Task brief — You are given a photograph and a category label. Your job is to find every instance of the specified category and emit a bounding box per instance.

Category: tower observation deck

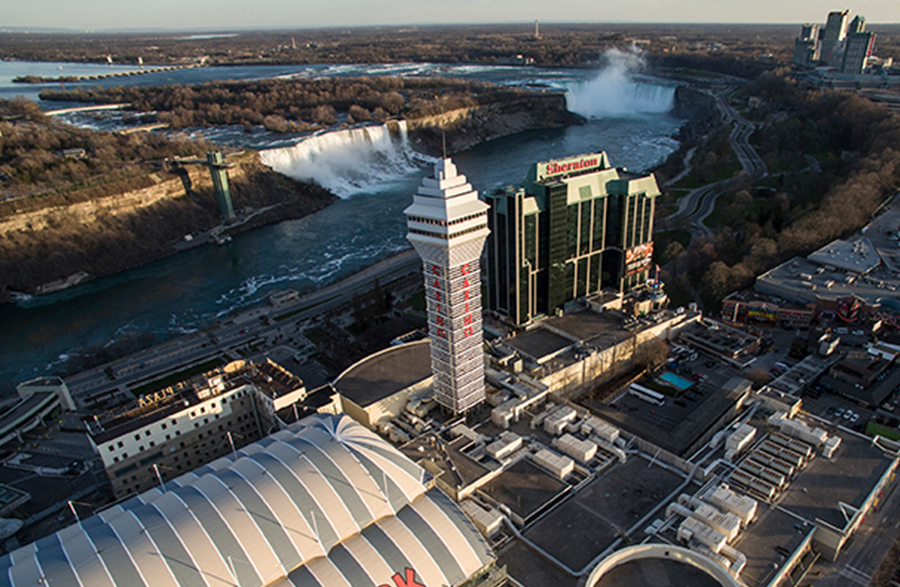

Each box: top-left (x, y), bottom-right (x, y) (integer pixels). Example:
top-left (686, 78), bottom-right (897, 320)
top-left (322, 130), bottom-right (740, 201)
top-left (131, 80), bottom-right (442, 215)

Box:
top-left (406, 159), bottom-right (490, 414)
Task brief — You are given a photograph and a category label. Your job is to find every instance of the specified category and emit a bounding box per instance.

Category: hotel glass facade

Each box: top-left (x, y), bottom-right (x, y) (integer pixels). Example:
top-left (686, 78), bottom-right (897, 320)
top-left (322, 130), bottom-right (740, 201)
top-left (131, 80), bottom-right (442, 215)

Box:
top-left (486, 152), bottom-right (660, 325)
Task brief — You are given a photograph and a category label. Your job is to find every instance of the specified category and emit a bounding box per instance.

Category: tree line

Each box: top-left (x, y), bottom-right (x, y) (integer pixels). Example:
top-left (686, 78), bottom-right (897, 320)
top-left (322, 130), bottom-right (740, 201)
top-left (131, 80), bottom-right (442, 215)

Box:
top-left (39, 77), bottom-right (532, 133)
top-left (0, 98), bottom-right (209, 202)
top-left (658, 69), bottom-right (900, 310)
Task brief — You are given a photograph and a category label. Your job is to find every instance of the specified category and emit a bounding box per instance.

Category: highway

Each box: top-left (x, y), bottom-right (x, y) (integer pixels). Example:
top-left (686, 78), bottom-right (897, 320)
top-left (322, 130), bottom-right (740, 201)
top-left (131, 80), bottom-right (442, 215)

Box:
top-left (658, 89), bottom-right (768, 240)
top-left (64, 249), bottom-right (421, 408)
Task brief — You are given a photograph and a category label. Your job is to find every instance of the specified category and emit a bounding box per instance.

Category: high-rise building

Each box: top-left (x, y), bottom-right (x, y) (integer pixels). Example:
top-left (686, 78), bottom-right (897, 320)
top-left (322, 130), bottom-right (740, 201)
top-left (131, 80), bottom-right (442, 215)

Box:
top-left (486, 152), bottom-right (660, 325)
top-left (793, 23), bottom-right (820, 68)
top-left (406, 159), bottom-right (490, 414)
top-left (848, 14), bottom-right (866, 34)
top-left (821, 9), bottom-right (850, 66)
top-left (842, 30), bottom-right (876, 74)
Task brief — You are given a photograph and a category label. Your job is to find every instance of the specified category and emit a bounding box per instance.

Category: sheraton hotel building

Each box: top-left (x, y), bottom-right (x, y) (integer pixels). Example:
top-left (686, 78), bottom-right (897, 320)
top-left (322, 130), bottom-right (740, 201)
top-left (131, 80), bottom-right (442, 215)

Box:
top-left (485, 152), bottom-right (661, 325)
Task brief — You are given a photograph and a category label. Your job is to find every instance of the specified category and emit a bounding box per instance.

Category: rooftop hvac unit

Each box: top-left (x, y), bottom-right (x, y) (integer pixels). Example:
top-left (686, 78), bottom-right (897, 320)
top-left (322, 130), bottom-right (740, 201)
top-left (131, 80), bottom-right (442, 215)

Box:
top-left (822, 436), bottom-right (842, 458)
top-left (678, 517), bottom-right (727, 553)
top-left (748, 451), bottom-right (796, 478)
top-left (758, 440), bottom-right (806, 468)
top-left (706, 485), bottom-right (758, 526)
top-left (729, 469), bottom-right (776, 502)
top-left (692, 503), bottom-right (741, 543)
top-left (738, 460), bottom-right (786, 489)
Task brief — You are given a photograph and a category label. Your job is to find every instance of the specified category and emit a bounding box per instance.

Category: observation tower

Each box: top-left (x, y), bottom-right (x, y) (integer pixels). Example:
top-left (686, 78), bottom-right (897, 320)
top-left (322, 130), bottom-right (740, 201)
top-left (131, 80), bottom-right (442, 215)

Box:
top-left (405, 159), bottom-right (490, 414)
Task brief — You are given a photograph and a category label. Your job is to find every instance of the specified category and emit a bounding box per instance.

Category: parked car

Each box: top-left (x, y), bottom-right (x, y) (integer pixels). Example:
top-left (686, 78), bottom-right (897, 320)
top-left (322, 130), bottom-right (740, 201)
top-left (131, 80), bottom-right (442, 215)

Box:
top-left (850, 413), bottom-right (860, 424)
top-left (843, 410), bottom-right (854, 420)
top-left (835, 407), bottom-right (845, 418)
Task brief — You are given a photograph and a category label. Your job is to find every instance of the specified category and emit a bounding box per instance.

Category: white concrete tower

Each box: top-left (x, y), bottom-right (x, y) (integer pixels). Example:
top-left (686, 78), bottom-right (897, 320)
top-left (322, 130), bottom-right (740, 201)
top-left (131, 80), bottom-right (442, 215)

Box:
top-left (405, 158), bottom-right (490, 414)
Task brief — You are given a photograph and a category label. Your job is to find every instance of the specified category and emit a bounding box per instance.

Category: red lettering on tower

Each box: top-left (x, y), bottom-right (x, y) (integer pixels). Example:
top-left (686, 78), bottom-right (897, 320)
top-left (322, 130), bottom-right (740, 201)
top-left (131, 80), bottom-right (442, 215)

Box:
top-left (434, 290), bottom-right (441, 302)
top-left (431, 265), bottom-right (441, 275)
top-left (461, 263), bottom-right (470, 275)
top-left (464, 326), bottom-right (474, 338)
top-left (436, 328), bottom-right (446, 338)
top-left (436, 316), bottom-right (444, 327)
top-left (464, 315), bottom-right (473, 326)
top-left (463, 277), bottom-right (470, 288)
top-left (433, 278), bottom-right (440, 289)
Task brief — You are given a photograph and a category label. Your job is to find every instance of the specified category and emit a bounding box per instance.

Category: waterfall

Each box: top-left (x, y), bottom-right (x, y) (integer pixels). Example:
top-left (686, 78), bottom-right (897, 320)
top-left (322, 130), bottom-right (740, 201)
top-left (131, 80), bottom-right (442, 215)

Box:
top-left (259, 121), bottom-right (429, 198)
top-left (566, 48), bottom-right (676, 119)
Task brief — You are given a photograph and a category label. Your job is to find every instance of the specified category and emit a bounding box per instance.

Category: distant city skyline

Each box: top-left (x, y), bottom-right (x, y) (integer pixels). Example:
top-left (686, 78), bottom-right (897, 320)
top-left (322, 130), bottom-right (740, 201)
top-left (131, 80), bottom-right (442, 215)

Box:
top-left (4, 0), bottom-right (898, 32)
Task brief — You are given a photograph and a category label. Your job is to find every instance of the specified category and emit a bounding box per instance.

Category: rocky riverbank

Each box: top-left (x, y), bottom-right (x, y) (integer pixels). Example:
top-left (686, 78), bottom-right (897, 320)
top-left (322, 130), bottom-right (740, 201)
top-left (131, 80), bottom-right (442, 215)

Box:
top-left (404, 92), bottom-right (585, 155)
top-left (0, 151), bottom-right (336, 303)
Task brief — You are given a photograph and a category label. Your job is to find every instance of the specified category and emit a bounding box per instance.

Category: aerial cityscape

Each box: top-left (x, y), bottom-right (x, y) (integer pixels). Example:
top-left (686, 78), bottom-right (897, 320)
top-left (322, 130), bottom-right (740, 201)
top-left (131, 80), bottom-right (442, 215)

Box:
top-left (2, 6), bottom-right (900, 587)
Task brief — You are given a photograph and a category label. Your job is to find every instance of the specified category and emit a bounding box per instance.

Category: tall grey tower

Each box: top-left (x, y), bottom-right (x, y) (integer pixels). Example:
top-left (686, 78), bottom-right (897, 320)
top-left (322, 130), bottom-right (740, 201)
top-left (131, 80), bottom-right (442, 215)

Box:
top-left (405, 159), bottom-right (490, 414)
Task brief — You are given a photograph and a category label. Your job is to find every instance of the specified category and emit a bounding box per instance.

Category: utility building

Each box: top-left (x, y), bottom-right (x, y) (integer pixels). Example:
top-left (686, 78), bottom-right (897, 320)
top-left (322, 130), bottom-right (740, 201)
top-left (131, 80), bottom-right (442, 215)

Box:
top-left (486, 152), bottom-right (660, 325)
top-left (405, 159), bottom-right (490, 414)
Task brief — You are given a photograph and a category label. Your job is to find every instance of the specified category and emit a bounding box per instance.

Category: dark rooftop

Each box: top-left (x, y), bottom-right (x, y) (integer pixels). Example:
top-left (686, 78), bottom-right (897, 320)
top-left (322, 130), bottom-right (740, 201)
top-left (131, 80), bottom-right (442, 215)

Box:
top-left (732, 504), bottom-right (812, 587)
top-left (592, 558), bottom-right (725, 587)
top-left (582, 376), bottom-right (750, 457)
top-left (479, 459), bottom-right (568, 523)
top-left (522, 457), bottom-right (685, 572)
top-left (778, 424), bottom-right (894, 530)
top-left (504, 328), bottom-right (573, 363)
top-left (334, 339), bottom-right (432, 408)
top-left (547, 310), bottom-right (630, 347)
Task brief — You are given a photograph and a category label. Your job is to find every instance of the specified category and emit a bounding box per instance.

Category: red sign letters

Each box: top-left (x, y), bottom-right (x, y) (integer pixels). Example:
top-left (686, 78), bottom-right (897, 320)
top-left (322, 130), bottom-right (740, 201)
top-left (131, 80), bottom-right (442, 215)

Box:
top-left (379, 568), bottom-right (425, 587)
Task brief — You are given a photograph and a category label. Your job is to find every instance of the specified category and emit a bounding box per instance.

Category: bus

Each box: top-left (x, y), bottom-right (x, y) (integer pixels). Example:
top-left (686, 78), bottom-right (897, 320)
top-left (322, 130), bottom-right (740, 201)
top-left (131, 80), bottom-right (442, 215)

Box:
top-left (628, 384), bottom-right (666, 406)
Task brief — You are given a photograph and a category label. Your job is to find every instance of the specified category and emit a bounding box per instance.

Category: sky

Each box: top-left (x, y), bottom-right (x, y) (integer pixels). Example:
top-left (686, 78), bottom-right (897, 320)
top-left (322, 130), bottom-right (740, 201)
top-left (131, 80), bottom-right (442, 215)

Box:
top-left (3, 0), bottom-right (898, 31)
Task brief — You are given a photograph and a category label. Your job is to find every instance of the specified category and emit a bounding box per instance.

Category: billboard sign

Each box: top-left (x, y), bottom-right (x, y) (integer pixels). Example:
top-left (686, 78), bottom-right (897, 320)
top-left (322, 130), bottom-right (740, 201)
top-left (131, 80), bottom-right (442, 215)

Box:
top-left (625, 242), bottom-right (654, 276)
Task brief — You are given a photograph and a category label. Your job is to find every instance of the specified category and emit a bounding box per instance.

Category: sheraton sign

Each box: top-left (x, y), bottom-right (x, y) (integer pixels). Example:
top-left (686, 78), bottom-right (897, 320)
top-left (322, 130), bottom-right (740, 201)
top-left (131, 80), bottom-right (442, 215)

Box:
top-left (535, 152), bottom-right (607, 180)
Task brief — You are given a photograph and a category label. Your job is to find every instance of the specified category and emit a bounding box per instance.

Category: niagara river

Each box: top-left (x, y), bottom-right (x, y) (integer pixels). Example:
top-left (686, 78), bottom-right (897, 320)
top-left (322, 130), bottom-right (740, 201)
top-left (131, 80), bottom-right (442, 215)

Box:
top-left (0, 58), bottom-right (683, 393)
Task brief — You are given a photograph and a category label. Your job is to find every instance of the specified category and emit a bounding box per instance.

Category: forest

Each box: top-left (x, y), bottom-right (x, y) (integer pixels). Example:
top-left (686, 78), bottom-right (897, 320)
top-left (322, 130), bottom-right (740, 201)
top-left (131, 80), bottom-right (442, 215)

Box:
top-left (38, 77), bottom-right (535, 133)
top-left (657, 68), bottom-right (900, 310)
top-left (0, 98), bottom-right (210, 202)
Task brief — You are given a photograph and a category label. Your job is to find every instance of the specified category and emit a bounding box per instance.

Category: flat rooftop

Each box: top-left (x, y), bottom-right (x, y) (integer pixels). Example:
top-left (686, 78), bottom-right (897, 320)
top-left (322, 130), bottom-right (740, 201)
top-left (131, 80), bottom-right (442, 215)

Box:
top-left (519, 457), bottom-right (685, 572)
top-left (333, 339), bottom-right (432, 407)
top-left (504, 328), bottom-right (573, 363)
top-left (592, 558), bottom-right (725, 587)
top-left (757, 253), bottom-right (900, 308)
top-left (479, 458), bottom-right (568, 523)
top-left (731, 504), bottom-right (811, 587)
top-left (807, 238), bottom-right (881, 274)
top-left (582, 374), bottom-right (749, 457)
top-left (778, 421), bottom-right (894, 530)
top-left (0, 392), bottom-right (56, 436)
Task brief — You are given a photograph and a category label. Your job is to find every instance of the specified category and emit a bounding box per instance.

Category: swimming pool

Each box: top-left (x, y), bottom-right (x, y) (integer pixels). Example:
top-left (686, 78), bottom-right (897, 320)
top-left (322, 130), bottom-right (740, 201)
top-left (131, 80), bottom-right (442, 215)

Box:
top-left (659, 371), bottom-right (693, 390)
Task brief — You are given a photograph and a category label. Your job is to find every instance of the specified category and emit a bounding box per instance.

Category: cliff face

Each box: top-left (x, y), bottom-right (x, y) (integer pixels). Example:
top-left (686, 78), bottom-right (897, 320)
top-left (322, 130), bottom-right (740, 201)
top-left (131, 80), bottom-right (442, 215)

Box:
top-left (404, 92), bottom-right (585, 155)
top-left (671, 86), bottom-right (718, 143)
top-left (0, 151), bottom-right (335, 302)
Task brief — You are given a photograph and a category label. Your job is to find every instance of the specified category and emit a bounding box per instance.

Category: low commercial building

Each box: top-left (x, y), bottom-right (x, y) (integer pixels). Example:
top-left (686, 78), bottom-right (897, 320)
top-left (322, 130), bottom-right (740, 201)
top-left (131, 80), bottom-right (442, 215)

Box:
top-left (755, 237), bottom-right (900, 323)
top-left (333, 338), bottom-right (433, 430)
top-left (88, 359), bottom-right (306, 498)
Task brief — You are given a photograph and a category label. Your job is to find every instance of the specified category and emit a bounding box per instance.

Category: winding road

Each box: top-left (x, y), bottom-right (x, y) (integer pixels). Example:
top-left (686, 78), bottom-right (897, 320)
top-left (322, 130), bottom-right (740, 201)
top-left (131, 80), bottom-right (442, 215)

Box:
top-left (658, 89), bottom-right (768, 239)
